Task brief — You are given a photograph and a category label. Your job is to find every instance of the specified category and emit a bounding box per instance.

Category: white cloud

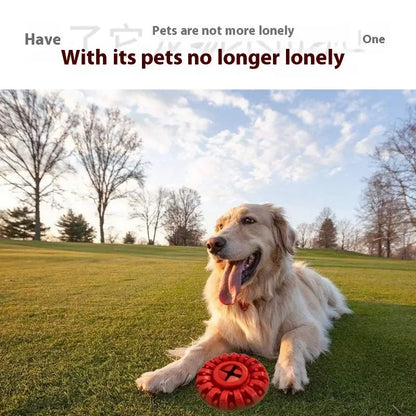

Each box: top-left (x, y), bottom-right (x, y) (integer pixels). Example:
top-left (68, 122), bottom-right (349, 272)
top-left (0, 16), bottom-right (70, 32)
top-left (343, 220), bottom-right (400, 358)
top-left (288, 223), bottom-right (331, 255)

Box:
top-left (357, 111), bottom-right (368, 123)
top-left (355, 125), bottom-right (385, 155)
top-left (329, 166), bottom-right (342, 176)
top-left (403, 90), bottom-right (416, 104)
top-left (78, 91), bottom-right (212, 155)
top-left (184, 105), bottom-right (346, 195)
top-left (59, 90), bottom-right (88, 111)
top-left (324, 122), bottom-right (354, 164)
top-left (290, 101), bottom-right (331, 126)
top-left (191, 90), bottom-right (251, 115)
top-left (291, 108), bottom-right (315, 125)
top-left (183, 93), bottom-right (375, 198)
top-left (345, 98), bottom-right (366, 113)
top-left (270, 90), bottom-right (297, 103)
top-left (337, 90), bottom-right (360, 99)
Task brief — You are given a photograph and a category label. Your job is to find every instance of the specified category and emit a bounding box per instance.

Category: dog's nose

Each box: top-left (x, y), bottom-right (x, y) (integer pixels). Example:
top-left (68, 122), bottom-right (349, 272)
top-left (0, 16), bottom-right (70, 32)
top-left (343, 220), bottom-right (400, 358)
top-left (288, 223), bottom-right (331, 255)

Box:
top-left (206, 237), bottom-right (226, 254)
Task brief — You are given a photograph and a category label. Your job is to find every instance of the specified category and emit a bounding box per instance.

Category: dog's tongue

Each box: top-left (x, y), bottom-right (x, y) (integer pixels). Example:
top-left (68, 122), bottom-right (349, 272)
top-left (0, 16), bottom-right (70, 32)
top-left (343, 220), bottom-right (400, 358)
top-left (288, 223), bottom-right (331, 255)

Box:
top-left (219, 260), bottom-right (245, 305)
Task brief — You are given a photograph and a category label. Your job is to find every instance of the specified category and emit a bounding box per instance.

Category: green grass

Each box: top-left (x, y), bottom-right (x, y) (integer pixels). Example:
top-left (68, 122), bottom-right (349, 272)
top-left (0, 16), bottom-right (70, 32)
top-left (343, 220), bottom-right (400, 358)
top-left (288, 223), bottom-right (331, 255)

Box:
top-left (0, 240), bottom-right (415, 416)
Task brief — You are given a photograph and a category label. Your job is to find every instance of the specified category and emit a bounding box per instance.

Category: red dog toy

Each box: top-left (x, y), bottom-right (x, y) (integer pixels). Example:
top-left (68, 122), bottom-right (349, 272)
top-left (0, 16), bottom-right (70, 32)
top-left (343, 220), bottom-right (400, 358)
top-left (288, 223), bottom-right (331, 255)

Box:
top-left (196, 353), bottom-right (269, 411)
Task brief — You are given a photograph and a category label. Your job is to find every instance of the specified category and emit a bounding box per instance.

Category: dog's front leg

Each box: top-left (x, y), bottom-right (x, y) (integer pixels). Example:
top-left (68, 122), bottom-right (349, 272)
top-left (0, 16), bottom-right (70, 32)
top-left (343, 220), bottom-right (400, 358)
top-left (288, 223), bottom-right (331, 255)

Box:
top-left (273, 324), bottom-right (328, 393)
top-left (136, 327), bottom-right (230, 394)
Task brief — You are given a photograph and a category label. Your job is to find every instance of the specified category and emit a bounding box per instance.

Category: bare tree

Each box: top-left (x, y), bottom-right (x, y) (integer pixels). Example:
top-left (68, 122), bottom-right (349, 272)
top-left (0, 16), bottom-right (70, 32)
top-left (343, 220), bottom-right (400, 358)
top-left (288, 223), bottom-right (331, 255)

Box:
top-left (296, 223), bottom-right (314, 248)
top-left (73, 105), bottom-right (145, 243)
top-left (105, 226), bottom-right (119, 244)
top-left (348, 226), bottom-right (363, 253)
top-left (0, 90), bottom-right (77, 240)
top-left (296, 223), bottom-right (308, 248)
top-left (374, 110), bottom-right (416, 228)
top-left (359, 173), bottom-right (405, 257)
top-left (337, 219), bottom-right (352, 250)
top-left (164, 187), bottom-right (205, 246)
top-left (395, 221), bottom-right (416, 259)
top-left (130, 187), bottom-right (168, 245)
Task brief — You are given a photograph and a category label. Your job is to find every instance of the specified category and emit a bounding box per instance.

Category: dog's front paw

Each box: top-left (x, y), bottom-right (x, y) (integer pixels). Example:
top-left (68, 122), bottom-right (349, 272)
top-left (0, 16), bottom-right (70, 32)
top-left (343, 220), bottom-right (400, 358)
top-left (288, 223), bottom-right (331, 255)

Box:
top-left (272, 362), bottom-right (309, 394)
top-left (136, 361), bottom-right (194, 394)
top-left (136, 370), bottom-right (161, 394)
top-left (135, 368), bottom-right (177, 394)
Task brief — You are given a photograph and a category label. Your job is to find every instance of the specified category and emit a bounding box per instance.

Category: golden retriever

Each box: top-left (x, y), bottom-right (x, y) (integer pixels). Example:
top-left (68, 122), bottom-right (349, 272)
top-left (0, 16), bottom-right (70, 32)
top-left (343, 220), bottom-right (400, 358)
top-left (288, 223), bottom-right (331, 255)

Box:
top-left (136, 203), bottom-right (351, 394)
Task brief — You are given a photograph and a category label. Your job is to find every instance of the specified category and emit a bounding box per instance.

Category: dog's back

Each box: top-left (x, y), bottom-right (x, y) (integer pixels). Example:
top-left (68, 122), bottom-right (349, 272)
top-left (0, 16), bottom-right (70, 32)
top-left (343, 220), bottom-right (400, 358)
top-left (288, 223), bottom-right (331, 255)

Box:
top-left (294, 261), bottom-right (352, 324)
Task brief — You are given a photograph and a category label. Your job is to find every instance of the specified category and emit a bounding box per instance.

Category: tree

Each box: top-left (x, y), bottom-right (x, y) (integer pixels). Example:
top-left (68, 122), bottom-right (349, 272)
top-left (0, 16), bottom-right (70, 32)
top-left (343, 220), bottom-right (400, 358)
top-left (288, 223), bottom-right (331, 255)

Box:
top-left (123, 231), bottom-right (136, 244)
top-left (0, 206), bottom-right (47, 240)
top-left (73, 105), bottom-right (145, 243)
top-left (374, 110), bottom-right (416, 228)
top-left (130, 187), bottom-right (168, 245)
top-left (395, 222), bottom-right (416, 260)
top-left (315, 207), bottom-right (336, 229)
top-left (106, 226), bottom-right (119, 244)
top-left (374, 109), bottom-right (416, 227)
top-left (318, 218), bottom-right (337, 248)
top-left (359, 173), bottom-right (404, 257)
top-left (337, 219), bottom-right (352, 251)
top-left (314, 208), bottom-right (337, 248)
top-left (56, 209), bottom-right (95, 242)
top-left (348, 226), bottom-right (364, 253)
top-left (163, 187), bottom-right (205, 246)
top-left (296, 223), bottom-right (314, 248)
top-left (0, 90), bottom-right (77, 240)
top-left (372, 110), bottom-right (416, 257)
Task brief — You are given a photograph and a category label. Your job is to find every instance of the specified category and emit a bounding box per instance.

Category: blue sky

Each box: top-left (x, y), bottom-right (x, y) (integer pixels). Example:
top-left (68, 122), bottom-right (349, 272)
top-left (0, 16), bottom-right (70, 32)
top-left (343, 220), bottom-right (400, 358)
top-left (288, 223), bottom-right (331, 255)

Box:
top-left (1, 89), bottom-right (416, 242)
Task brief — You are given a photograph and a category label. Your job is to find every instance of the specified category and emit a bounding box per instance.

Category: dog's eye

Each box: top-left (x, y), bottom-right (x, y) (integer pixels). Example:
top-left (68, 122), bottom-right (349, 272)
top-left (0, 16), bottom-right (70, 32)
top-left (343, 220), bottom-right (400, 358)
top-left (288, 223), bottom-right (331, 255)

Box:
top-left (242, 217), bottom-right (256, 225)
top-left (217, 223), bottom-right (223, 231)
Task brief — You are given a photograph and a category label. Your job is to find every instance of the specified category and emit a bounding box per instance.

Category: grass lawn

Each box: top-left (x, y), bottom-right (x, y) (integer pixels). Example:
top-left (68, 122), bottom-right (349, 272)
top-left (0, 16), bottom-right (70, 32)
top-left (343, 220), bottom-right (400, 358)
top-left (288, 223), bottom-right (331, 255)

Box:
top-left (1, 240), bottom-right (415, 415)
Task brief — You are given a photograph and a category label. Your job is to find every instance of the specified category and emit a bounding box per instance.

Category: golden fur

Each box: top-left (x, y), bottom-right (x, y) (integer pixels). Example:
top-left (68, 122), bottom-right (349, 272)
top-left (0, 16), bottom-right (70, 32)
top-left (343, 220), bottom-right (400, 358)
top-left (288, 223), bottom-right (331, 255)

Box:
top-left (136, 203), bottom-right (351, 394)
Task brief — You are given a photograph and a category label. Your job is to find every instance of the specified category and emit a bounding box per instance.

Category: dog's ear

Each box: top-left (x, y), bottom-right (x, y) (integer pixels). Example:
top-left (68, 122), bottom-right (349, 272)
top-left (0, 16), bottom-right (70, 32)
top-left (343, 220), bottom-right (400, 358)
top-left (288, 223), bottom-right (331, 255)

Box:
top-left (268, 204), bottom-right (297, 255)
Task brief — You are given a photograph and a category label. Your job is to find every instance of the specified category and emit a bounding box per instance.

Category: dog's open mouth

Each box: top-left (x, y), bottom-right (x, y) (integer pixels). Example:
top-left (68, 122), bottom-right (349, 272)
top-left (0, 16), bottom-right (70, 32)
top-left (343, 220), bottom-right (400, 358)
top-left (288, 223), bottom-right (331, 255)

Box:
top-left (218, 251), bottom-right (261, 305)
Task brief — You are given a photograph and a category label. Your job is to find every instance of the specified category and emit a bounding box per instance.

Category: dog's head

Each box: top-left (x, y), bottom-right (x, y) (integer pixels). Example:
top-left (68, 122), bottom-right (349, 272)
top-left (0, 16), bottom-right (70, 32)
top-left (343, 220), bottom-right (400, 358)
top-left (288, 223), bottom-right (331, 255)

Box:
top-left (206, 203), bottom-right (296, 305)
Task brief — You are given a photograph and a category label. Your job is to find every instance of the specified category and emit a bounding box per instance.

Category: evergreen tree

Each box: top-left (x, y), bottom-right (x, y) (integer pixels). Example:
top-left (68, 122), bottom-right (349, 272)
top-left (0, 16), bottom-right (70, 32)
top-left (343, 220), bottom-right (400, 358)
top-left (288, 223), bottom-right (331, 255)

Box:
top-left (0, 206), bottom-right (47, 240)
top-left (57, 209), bottom-right (95, 242)
top-left (318, 218), bottom-right (337, 248)
top-left (123, 231), bottom-right (136, 244)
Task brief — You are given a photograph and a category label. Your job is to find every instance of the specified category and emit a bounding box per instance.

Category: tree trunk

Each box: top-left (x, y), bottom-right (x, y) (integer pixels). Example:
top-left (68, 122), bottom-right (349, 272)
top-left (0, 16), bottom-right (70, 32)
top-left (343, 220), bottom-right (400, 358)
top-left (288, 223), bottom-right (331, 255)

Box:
top-left (377, 223), bottom-right (383, 257)
top-left (152, 218), bottom-right (159, 245)
top-left (34, 182), bottom-right (41, 241)
top-left (98, 204), bottom-right (105, 243)
top-left (97, 198), bottom-right (107, 243)
top-left (377, 239), bottom-right (383, 257)
top-left (99, 214), bottom-right (105, 243)
top-left (146, 219), bottom-right (152, 245)
top-left (386, 239), bottom-right (391, 258)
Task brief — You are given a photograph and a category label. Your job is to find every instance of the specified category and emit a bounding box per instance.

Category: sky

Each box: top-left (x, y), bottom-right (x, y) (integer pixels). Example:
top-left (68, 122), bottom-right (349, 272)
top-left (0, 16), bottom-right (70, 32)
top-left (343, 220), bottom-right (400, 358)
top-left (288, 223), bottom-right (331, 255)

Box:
top-left (1, 89), bottom-right (416, 243)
